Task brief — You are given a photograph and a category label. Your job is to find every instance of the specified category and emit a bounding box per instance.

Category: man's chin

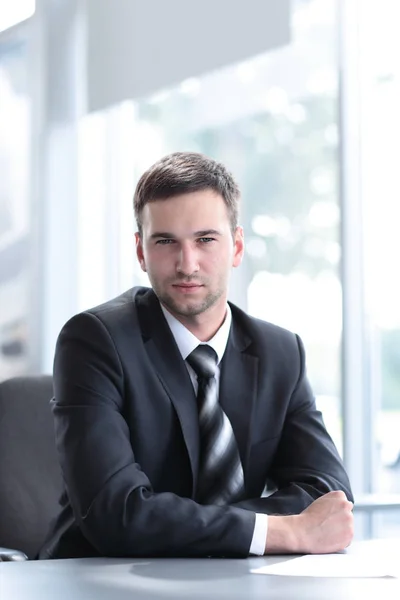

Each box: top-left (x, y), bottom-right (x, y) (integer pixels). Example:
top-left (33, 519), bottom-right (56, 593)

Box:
top-left (164, 299), bottom-right (205, 318)
top-left (155, 286), bottom-right (223, 319)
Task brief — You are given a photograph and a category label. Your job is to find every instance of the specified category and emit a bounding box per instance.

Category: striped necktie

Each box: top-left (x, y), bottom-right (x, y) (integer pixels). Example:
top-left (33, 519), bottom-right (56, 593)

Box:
top-left (187, 344), bottom-right (245, 505)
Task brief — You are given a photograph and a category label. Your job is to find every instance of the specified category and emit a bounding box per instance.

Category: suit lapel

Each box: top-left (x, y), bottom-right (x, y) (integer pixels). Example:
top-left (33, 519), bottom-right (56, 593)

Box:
top-left (136, 290), bottom-right (199, 496)
top-left (219, 316), bottom-right (258, 485)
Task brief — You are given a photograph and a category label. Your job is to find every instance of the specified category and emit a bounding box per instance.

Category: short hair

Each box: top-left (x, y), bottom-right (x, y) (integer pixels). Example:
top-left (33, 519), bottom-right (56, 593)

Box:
top-left (133, 152), bottom-right (240, 235)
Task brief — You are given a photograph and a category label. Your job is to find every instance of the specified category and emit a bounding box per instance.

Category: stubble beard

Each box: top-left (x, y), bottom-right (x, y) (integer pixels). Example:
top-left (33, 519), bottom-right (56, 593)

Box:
top-left (153, 281), bottom-right (225, 319)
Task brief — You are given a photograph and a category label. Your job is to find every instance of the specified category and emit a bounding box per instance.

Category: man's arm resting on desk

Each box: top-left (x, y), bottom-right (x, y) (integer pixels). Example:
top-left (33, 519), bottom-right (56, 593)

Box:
top-left (245, 333), bottom-right (354, 555)
top-left (251, 491), bottom-right (354, 555)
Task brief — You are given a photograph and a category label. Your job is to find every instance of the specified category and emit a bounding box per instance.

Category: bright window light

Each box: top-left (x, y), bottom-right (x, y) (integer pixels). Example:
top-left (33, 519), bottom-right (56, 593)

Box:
top-left (0, 1), bottom-right (35, 34)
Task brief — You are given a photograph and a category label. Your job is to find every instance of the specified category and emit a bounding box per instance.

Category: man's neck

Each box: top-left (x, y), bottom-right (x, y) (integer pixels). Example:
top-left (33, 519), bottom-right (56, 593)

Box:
top-left (162, 303), bottom-right (227, 342)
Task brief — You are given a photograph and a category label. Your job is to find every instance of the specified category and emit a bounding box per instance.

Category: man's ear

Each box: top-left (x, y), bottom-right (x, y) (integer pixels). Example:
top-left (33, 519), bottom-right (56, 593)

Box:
top-left (232, 226), bottom-right (244, 268)
top-left (135, 232), bottom-right (147, 272)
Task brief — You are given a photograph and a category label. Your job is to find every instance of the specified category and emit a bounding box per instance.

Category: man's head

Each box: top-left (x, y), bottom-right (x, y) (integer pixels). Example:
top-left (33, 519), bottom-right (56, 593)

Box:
top-left (134, 152), bottom-right (244, 333)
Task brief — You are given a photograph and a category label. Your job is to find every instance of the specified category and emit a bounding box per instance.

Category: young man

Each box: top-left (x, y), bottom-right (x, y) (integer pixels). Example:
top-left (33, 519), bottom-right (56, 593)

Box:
top-left (39, 152), bottom-right (353, 559)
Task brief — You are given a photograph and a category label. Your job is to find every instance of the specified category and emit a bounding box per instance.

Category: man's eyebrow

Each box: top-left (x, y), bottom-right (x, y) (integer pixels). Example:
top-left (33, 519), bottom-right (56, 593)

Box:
top-left (150, 232), bottom-right (175, 239)
top-left (193, 229), bottom-right (222, 237)
top-left (150, 229), bottom-right (222, 239)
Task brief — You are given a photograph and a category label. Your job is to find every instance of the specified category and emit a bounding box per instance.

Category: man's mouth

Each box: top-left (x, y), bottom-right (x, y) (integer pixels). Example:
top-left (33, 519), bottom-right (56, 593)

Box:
top-left (172, 283), bottom-right (203, 291)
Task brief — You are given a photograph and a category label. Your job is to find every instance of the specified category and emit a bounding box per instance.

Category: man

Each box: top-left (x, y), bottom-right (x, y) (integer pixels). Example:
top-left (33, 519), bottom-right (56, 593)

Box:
top-left (39, 152), bottom-right (353, 559)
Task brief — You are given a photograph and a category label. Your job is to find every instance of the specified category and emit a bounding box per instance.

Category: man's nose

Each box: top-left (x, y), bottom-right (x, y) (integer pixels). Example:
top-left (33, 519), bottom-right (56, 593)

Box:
top-left (176, 244), bottom-right (199, 276)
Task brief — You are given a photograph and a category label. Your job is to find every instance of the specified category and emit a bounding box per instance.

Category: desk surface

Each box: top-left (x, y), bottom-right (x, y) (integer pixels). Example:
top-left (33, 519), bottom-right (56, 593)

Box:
top-left (1, 539), bottom-right (399, 600)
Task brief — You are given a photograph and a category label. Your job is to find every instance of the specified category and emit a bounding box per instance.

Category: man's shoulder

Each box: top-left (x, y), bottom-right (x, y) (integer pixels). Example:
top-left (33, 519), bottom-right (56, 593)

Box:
top-left (84, 286), bottom-right (153, 320)
top-left (62, 286), bottom-right (153, 334)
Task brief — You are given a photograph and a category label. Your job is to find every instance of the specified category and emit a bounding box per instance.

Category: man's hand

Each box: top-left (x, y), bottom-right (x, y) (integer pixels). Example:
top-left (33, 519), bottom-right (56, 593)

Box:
top-left (264, 491), bottom-right (354, 554)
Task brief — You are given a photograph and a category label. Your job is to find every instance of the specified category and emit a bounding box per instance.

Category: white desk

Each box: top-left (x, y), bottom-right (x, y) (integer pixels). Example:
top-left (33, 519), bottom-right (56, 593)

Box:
top-left (1, 539), bottom-right (399, 599)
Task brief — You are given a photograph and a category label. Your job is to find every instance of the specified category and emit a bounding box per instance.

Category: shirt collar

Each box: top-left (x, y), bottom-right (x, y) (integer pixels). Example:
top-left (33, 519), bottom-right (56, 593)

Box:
top-left (160, 302), bottom-right (232, 365)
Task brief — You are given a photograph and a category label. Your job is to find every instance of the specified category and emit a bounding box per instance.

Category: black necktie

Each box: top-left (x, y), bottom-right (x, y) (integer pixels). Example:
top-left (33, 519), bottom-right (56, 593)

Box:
top-left (187, 345), bottom-right (245, 505)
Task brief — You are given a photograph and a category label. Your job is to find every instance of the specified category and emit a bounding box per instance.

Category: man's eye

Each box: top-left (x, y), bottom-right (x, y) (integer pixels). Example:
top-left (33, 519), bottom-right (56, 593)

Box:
top-left (198, 237), bottom-right (215, 243)
top-left (156, 239), bottom-right (174, 245)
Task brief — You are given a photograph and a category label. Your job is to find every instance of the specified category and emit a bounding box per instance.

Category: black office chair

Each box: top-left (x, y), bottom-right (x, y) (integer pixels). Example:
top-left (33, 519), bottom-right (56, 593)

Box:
top-left (0, 375), bottom-right (63, 561)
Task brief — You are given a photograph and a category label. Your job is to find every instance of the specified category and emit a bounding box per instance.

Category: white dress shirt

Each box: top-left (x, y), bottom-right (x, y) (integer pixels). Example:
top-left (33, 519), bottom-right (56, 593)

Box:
top-left (160, 303), bottom-right (268, 556)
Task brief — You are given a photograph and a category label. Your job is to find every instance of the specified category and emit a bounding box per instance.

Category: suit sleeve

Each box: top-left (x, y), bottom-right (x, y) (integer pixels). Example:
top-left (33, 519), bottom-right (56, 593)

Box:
top-left (232, 334), bottom-right (353, 515)
top-left (52, 311), bottom-right (255, 558)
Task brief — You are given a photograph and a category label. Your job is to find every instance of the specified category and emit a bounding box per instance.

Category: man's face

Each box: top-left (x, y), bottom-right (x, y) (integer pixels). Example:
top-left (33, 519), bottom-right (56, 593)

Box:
top-left (135, 190), bottom-right (244, 321)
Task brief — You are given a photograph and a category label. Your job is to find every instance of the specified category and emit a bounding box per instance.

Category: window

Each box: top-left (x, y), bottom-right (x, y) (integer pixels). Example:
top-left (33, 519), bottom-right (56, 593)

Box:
top-left (0, 1), bottom-right (35, 34)
top-left (0, 26), bottom-right (31, 379)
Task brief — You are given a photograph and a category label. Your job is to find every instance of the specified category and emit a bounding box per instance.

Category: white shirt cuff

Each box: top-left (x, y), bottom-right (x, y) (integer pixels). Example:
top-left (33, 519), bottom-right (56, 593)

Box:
top-left (249, 513), bottom-right (269, 555)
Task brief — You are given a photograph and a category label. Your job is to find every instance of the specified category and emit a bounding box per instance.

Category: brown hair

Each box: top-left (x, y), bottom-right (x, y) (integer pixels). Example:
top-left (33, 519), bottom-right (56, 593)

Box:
top-left (133, 152), bottom-right (240, 235)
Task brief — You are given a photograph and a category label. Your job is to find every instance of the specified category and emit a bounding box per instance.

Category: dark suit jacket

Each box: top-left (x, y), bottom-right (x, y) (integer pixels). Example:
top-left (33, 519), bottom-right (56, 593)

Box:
top-left (39, 286), bottom-right (352, 559)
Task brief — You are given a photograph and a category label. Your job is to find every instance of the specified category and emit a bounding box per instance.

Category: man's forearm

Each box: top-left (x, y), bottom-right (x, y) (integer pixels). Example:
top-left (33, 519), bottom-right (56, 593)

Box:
top-left (232, 484), bottom-right (320, 516)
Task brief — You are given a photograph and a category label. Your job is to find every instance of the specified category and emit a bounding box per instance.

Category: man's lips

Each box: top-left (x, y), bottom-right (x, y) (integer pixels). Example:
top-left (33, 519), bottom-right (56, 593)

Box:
top-left (173, 283), bottom-right (202, 287)
top-left (172, 283), bottom-right (203, 291)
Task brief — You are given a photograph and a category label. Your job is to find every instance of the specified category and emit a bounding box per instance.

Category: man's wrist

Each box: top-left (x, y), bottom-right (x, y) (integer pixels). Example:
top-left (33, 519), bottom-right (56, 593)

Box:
top-left (264, 515), bottom-right (301, 554)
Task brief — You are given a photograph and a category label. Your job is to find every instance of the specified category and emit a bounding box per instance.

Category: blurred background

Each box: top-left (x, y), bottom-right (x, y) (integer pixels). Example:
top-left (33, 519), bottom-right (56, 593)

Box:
top-left (1, 0), bottom-right (399, 540)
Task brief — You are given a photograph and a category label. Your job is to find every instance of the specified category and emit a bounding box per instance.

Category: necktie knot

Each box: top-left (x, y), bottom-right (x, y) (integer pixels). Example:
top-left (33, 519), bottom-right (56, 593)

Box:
top-left (187, 345), bottom-right (218, 381)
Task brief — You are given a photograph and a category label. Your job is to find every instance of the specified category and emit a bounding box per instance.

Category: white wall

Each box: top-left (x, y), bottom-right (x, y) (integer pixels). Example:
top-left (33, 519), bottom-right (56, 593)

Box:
top-left (86, 0), bottom-right (290, 112)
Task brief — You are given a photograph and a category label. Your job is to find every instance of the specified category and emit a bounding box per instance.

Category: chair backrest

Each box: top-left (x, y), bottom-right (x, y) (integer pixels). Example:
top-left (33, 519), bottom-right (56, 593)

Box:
top-left (0, 375), bottom-right (63, 559)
